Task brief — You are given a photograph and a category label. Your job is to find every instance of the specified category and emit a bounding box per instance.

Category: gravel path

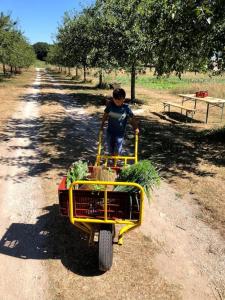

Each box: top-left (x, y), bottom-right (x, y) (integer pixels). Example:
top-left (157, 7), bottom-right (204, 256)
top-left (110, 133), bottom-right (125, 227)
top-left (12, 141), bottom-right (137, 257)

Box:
top-left (0, 69), bottom-right (49, 299)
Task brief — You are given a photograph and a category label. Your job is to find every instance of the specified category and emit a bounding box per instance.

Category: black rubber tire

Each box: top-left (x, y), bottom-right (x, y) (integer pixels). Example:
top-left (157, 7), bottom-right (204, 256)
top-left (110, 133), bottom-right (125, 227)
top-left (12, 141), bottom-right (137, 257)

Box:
top-left (98, 227), bottom-right (113, 271)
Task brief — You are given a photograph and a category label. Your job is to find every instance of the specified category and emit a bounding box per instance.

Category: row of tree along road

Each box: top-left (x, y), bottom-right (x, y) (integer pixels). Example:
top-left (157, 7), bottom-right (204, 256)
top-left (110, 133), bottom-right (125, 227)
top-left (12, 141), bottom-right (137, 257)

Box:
top-left (0, 12), bottom-right (36, 75)
top-left (1, 1), bottom-right (225, 101)
top-left (47, 0), bottom-right (225, 101)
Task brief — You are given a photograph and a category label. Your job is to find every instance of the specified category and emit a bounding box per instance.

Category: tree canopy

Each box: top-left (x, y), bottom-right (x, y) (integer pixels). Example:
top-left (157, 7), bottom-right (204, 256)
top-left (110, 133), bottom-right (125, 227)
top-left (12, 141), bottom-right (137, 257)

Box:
top-left (33, 42), bottom-right (50, 61)
top-left (50, 0), bottom-right (225, 100)
top-left (0, 12), bottom-right (35, 74)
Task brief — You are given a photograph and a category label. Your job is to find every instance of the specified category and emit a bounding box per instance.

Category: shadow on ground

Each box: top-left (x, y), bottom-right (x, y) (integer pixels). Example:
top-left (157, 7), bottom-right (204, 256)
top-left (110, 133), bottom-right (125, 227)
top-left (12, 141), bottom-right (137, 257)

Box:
top-left (138, 115), bottom-right (225, 181)
top-left (160, 111), bottom-right (202, 124)
top-left (29, 91), bottom-right (106, 107)
top-left (0, 107), bottom-right (101, 181)
top-left (0, 88), bottom-right (134, 181)
top-left (1, 68), bottom-right (224, 183)
top-left (24, 83), bottom-right (98, 91)
top-left (0, 204), bottom-right (102, 276)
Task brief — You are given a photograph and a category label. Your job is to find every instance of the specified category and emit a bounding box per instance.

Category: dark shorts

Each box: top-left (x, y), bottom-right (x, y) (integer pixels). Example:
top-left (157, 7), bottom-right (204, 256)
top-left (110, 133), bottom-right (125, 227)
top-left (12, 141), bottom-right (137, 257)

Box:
top-left (106, 131), bottom-right (124, 155)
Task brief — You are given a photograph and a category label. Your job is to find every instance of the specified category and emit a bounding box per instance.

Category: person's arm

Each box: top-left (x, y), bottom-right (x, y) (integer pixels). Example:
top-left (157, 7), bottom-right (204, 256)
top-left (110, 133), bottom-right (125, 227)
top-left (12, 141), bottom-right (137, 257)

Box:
top-left (100, 112), bottom-right (109, 130)
top-left (130, 116), bottom-right (139, 134)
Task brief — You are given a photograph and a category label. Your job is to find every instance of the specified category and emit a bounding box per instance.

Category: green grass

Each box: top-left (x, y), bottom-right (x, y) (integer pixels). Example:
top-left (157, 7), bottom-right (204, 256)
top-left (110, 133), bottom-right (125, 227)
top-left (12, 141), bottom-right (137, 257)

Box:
top-left (33, 59), bottom-right (49, 68)
top-left (103, 73), bottom-right (225, 90)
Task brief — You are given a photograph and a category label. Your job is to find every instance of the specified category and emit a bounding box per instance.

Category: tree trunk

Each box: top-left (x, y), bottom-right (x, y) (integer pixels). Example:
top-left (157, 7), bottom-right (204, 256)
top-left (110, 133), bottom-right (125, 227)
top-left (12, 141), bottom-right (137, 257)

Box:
top-left (3, 64), bottom-right (6, 75)
top-left (99, 69), bottom-right (103, 87)
top-left (68, 67), bottom-right (71, 75)
top-left (10, 66), bottom-right (13, 74)
top-left (83, 64), bottom-right (87, 82)
top-left (75, 67), bottom-right (78, 77)
top-left (131, 65), bottom-right (136, 103)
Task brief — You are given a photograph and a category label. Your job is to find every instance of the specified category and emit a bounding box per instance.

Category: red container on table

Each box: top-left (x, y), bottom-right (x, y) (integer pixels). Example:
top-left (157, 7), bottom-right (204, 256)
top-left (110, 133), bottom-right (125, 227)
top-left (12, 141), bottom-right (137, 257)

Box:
top-left (195, 91), bottom-right (208, 98)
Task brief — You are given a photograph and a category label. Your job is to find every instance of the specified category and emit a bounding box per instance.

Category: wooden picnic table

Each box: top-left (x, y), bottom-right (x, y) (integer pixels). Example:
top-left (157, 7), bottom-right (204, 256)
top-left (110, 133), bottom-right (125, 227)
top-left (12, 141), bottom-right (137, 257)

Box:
top-left (178, 94), bottom-right (225, 123)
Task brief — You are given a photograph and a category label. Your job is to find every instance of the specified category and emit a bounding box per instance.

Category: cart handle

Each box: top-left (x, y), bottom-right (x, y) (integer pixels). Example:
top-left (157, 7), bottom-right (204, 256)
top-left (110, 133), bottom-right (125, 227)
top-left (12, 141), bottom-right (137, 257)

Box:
top-left (96, 130), bottom-right (138, 166)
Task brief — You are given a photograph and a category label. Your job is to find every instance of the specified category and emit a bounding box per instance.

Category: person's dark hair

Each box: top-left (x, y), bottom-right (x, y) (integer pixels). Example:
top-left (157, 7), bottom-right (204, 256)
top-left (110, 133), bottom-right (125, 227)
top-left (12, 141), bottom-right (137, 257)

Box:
top-left (113, 88), bottom-right (126, 100)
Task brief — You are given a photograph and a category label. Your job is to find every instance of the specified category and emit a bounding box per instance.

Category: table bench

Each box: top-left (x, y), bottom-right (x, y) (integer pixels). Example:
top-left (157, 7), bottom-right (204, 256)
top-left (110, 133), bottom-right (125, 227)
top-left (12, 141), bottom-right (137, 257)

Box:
top-left (163, 101), bottom-right (196, 122)
top-left (109, 82), bottom-right (121, 89)
top-left (178, 94), bottom-right (225, 123)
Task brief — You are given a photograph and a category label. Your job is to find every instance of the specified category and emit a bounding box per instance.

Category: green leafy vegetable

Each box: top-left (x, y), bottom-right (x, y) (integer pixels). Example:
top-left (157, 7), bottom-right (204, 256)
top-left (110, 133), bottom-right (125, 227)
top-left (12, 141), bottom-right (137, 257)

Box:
top-left (66, 160), bottom-right (89, 188)
top-left (92, 184), bottom-right (105, 191)
top-left (114, 160), bottom-right (160, 201)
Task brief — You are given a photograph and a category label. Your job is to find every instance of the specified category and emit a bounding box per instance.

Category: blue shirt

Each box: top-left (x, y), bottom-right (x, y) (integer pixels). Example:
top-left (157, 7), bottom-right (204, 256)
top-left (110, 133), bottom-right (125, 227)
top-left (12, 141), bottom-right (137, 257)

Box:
top-left (105, 102), bottom-right (134, 137)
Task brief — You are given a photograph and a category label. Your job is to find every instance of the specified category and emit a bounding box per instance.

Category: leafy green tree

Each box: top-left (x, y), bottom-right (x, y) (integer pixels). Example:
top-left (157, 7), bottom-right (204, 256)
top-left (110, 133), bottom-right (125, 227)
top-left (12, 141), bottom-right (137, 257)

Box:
top-left (56, 12), bottom-right (80, 73)
top-left (57, 7), bottom-right (115, 84)
top-left (0, 12), bottom-right (16, 73)
top-left (46, 43), bottom-right (65, 70)
top-left (9, 34), bottom-right (35, 71)
top-left (54, 0), bottom-right (225, 94)
top-left (96, 0), bottom-right (225, 81)
top-left (0, 12), bottom-right (35, 73)
top-left (87, 3), bottom-right (118, 87)
top-left (57, 9), bottom-right (96, 81)
top-left (142, 0), bottom-right (225, 76)
top-left (33, 42), bottom-right (50, 61)
top-left (95, 0), bottom-right (152, 101)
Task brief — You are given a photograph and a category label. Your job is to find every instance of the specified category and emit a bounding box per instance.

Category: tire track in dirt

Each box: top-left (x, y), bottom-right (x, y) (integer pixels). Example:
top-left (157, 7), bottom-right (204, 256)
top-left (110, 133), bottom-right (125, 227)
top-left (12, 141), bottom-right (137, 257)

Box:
top-left (0, 69), bottom-right (49, 299)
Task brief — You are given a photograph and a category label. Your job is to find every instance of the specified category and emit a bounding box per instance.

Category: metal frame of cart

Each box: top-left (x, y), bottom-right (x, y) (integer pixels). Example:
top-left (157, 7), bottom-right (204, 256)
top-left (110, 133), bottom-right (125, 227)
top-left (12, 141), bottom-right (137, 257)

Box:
top-left (58, 132), bottom-right (143, 271)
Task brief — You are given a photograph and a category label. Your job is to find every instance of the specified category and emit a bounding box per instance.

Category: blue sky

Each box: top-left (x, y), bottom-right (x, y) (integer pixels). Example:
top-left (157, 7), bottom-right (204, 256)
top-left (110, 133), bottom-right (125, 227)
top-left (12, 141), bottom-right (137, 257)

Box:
top-left (0, 0), bottom-right (95, 45)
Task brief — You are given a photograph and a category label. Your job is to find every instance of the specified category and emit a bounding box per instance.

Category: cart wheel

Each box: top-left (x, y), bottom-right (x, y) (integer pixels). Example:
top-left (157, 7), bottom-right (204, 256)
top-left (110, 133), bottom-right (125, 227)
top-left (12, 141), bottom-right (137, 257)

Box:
top-left (99, 226), bottom-right (113, 272)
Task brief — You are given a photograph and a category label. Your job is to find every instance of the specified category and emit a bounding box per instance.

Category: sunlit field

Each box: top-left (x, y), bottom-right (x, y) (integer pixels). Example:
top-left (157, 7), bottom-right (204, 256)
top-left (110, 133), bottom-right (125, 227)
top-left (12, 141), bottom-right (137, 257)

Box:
top-left (101, 69), bottom-right (225, 98)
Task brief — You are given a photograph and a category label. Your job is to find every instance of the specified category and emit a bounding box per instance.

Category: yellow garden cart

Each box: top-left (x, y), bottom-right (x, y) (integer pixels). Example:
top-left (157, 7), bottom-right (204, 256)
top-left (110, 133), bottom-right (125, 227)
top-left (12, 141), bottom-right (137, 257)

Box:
top-left (58, 131), bottom-right (144, 271)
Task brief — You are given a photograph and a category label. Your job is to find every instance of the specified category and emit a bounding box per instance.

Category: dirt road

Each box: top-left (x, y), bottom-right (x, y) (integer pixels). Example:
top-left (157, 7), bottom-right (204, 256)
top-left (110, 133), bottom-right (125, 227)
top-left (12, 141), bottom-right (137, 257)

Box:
top-left (0, 68), bottom-right (224, 299)
top-left (0, 69), bottom-right (49, 298)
